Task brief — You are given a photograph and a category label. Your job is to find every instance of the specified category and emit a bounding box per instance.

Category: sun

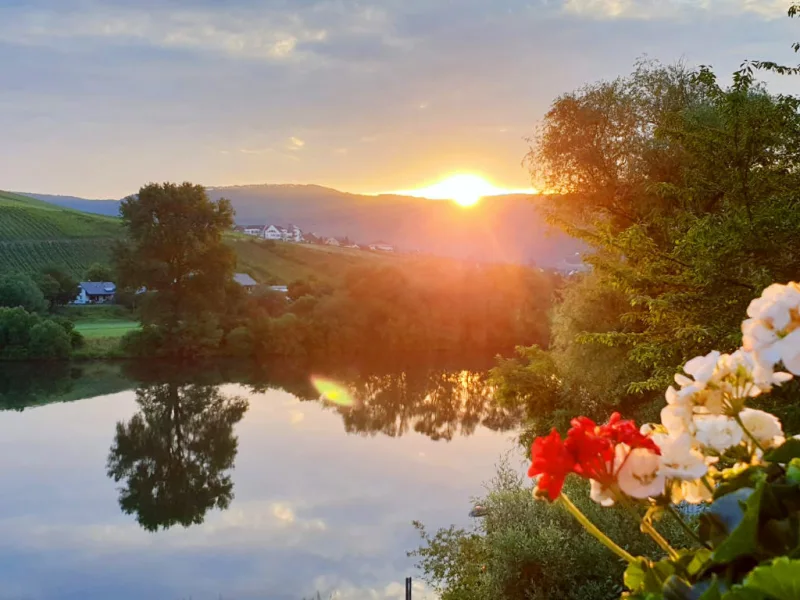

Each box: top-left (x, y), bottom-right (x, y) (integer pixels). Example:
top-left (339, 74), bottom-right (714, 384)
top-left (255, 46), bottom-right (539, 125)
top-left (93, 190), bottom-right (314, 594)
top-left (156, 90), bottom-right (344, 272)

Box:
top-left (397, 174), bottom-right (528, 207)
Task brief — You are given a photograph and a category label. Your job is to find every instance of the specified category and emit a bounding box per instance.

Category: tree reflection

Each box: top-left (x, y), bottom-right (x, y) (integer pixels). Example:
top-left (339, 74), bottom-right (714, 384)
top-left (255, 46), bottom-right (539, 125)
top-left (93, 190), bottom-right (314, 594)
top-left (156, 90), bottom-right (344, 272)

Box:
top-left (107, 382), bottom-right (248, 531)
top-left (324, 368), bottom-right (525, 441)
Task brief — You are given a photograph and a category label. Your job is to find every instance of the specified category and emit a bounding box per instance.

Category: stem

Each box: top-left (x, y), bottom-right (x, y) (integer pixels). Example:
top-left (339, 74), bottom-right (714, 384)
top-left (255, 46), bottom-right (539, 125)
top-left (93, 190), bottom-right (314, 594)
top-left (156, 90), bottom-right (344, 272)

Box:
top-left (666, 504), bottom-right (710, 550)
top-left (641, 516), bottom-right (681, 561)
top-left (701, 475), bottom-right (715, 495)
top-left (618, 495), bottom-right (680, 561)
top-left (558, 494), bottom-right (635, 564)
top-left (733, 413), bottom-right (766, 455)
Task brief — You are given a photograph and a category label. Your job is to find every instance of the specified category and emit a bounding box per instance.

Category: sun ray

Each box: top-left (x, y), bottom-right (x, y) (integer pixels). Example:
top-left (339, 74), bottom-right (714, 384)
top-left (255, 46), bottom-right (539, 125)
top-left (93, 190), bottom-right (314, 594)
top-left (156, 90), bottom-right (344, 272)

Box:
top-left (394, 174), bottom-right (534, 207)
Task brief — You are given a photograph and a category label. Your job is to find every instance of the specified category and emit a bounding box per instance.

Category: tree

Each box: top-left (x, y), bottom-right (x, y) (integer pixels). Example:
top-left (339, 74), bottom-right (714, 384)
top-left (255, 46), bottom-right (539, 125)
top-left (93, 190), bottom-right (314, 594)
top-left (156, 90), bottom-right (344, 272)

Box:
top-left (519, 59), bottom-right (800, 403)
top-left (114, 182), bottom-right (236, 357)
top-left (0, 274), bottom-right (48, 313)
top-left (84, 263), bottom-right (115, 282)
top-left (38, 267), bottom-right (79, 310)
top-left (106, 382), bottom-right (248, 531)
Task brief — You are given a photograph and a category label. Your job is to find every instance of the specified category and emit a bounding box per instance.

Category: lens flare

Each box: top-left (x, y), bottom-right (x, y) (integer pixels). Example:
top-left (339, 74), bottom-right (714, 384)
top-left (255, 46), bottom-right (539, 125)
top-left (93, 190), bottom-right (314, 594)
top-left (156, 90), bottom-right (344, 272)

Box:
top-left (311, 376), bottom-right (355, 406)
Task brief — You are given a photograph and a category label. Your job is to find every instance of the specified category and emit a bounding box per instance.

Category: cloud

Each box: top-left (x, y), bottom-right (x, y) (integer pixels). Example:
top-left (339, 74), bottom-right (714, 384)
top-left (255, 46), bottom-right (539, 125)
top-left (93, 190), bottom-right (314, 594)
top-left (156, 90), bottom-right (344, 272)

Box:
top-left (288, 136), bottom-right (306, 150)
top-left (0, 3), bottom-right (328, 61)
top-left (561, 0), bottom-right (788, 20)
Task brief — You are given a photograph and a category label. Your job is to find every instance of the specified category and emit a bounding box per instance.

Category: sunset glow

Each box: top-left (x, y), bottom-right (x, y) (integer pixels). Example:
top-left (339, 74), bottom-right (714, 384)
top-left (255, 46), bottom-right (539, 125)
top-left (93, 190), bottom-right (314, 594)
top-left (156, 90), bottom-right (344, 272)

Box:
top-left (397, 174), bottom-right (533, 207)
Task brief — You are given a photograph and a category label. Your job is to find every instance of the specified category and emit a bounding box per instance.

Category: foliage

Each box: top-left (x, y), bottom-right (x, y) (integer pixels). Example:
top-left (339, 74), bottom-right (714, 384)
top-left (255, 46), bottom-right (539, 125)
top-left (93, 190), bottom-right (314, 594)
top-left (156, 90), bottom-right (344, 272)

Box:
top-left (106, 382), bottom-right (248, 531)
top-left (0, 273), bottom-right (48, 313)
top-left (411, 464), bottom-right (690, 600)
top-left (0, 307), bottom-right (75, 360)
top-left (84, 262), bottom-right (115, 282)
top-left (521, 281), bottom-right (800, 600)
top-left (229, 262), bottom-right (557, 362)
top-left (37, 266), bottom-right (79, 309)
top-left (114, 182), bottom-right (236, 358)
top-left (495, 57), bottom-right (800, 432)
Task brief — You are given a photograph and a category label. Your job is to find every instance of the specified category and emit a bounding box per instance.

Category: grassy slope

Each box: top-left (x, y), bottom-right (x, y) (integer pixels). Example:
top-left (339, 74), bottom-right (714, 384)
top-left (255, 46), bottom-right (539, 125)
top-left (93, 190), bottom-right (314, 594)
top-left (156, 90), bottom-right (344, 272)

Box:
top-left (229, 236), bottom-right (402, 284)
top-left (0, 190), bottom-right (121, 278)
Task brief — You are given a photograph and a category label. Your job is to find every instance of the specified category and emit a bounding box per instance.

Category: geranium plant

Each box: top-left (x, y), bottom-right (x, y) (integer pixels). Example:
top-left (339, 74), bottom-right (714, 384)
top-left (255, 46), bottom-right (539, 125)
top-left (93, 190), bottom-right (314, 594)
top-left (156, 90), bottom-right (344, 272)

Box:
top-left (528, 282), bottom-right (800, 599)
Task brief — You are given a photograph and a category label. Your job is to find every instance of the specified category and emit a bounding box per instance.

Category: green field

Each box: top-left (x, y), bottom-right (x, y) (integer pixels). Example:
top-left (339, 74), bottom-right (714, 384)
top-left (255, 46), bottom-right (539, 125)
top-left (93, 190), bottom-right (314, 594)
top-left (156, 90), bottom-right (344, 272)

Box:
top-left (73, 319), bottom-right (140, 339)
top-left (0, 190), bottom-right (120, 278)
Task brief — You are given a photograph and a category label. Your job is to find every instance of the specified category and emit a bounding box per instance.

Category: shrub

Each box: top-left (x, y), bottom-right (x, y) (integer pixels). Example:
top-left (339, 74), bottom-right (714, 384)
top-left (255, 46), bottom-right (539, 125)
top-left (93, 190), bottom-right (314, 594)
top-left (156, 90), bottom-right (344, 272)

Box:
top-left (28, 321), bottom-right (71, 359)
top-left (411, 463), bottom-right (689, 600)
top-left (0, 274), bottom-right (48, 313)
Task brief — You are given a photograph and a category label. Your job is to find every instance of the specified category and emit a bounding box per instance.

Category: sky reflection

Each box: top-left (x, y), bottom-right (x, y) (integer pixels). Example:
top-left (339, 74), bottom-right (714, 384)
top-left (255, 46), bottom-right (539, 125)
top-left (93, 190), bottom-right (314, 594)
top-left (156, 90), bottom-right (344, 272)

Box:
top-left (0, 384), bottom-right (521, 599)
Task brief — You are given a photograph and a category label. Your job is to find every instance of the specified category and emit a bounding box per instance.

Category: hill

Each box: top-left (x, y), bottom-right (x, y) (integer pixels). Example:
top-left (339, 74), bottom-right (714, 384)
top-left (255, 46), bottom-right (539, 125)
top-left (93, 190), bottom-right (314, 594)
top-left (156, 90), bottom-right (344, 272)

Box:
top-left (230, 236), bottom-right (402, 285)
top-left (22, 185), bottom-right (583, 269)
top-left (0, 190), bottom-right (120, 277)
top-left (17, 192), bottom-right (120, 217)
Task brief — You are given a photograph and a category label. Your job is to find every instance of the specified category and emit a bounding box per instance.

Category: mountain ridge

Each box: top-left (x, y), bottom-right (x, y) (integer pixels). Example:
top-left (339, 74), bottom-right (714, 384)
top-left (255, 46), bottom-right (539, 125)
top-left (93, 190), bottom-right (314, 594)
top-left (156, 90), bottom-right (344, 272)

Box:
top-left (19, 184), bottom-right (583, 268)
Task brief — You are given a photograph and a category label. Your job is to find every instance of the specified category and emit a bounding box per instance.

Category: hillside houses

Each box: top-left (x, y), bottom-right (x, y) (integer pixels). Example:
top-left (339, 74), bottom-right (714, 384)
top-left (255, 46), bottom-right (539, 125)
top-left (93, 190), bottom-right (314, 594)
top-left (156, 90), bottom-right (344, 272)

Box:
top-left (236, 224), bottom-right (304, 243)
top-left (235, 223), bottom-right (396, 253)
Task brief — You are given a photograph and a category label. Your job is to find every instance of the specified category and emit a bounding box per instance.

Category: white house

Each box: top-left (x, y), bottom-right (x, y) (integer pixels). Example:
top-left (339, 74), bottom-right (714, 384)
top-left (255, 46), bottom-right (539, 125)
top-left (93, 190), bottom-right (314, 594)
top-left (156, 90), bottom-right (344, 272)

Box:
top-left (263, 225), bottom-right (283, 240)
top-left (324, 237), bottom-right (340, 246)
top-left (243, 226), bottom-right (265, 237)
top-left (369, 242), bottom-right (395, 252)
top-left (73, 282), bottom-right (117, 305)
top-left (288, 224), bottom-right (304, 243)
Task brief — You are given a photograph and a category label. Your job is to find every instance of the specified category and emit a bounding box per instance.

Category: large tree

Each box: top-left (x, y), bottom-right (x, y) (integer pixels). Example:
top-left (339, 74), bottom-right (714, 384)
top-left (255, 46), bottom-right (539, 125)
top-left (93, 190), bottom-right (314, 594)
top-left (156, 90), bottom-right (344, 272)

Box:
top-left (503, 59), bottom-right (800, 425)
top-left (115, 182), bottom-right (236, 357)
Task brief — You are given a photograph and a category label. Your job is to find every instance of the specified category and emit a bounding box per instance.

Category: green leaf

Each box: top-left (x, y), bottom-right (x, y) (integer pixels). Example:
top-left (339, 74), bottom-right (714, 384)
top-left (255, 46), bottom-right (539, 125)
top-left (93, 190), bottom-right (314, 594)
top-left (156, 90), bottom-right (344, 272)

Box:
top-left (625, 558), bottom-right (675, 594)
top-left (713, 483), bottom-right (764, 564)
top-left (742, 557), bottom-right (800, 600)
top-left (786, 459), bottom-right (800, 485)
top-left (701, 487), bottom-right (753, 548)
top-left (764, 439), bottom-right (800, 465)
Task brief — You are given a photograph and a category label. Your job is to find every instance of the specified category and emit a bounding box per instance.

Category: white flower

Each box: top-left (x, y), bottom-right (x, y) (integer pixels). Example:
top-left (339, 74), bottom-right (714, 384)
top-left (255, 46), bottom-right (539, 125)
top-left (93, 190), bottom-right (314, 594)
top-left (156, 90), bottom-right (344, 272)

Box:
top-left (654, 433), bottom-right (708, 481)
top-left (616, 445), bottom-right (666, 500)
top-left (661, 404), bottom-right (693, 436)
top-left (683, 351), bottom-right (721, 386)
top-left (694, 416), bottom-right (744, 453)
top-left (590, 480), bottom-right (616, 507)
top-left (742, 282), bottom-right (800, 375)
top-left (739, 408), bottom-right (784, 448)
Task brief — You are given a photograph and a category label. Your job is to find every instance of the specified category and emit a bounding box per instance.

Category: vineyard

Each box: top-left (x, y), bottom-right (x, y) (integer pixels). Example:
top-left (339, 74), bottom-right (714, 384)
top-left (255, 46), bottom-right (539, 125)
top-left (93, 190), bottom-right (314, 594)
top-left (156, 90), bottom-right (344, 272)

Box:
top-left (0, 191), bottom-right (119, 277)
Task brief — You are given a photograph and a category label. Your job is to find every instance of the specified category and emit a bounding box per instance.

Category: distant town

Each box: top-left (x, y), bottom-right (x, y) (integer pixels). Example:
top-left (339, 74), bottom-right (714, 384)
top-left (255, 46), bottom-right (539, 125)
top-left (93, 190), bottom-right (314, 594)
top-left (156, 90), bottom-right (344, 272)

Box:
top-left (233, 223), bottom-right (396, 253)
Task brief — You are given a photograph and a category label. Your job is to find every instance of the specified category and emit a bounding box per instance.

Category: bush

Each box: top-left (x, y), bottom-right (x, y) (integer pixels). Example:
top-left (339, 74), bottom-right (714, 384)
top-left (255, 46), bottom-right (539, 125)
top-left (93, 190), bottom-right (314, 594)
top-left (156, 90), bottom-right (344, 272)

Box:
top-left (224, 326), bottom-right (253, 357)
top-left (0, 307), bottom-right (75, 360)
top-left (28, 321), bottom-right (71, 359)
top-left (411, 463), bottom-right (690, 600)
top-left (0, 274), bottom-right (48, 313)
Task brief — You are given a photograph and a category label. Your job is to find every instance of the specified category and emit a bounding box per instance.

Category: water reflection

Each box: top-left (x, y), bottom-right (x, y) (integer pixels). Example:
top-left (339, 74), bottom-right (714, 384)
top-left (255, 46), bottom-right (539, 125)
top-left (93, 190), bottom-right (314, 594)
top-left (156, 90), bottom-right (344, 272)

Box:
top-left (0, 358), bottom-right (523, 443)
top-left (107, 382), bottom-right (248, 531)
top-left (0, 359), bottom-right (520, 599)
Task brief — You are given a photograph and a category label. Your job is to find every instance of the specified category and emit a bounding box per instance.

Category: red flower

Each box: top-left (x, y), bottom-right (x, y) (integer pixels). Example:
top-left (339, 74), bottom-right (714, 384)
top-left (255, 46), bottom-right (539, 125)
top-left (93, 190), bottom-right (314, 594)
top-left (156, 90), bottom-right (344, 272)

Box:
top-left (566, 418), bottom-right (614, 483)
top-left (528, 429), bottom-right (575, 501)
top-left (600, 412), bottom-right (661, 454)
top-left (528, 413), bottom-right (658, 499)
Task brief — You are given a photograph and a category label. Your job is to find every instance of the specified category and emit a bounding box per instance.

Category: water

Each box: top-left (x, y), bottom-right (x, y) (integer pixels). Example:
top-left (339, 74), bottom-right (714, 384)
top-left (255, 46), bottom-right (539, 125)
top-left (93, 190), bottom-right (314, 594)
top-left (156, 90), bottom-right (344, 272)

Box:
top-left (0, 361), bottom-right (523, 600)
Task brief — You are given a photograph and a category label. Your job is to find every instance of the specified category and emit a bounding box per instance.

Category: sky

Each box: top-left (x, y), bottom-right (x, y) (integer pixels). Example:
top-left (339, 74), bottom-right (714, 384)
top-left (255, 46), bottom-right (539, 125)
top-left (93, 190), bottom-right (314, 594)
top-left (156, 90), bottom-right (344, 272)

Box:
top-left (2, 0), bottom-right (800, 199)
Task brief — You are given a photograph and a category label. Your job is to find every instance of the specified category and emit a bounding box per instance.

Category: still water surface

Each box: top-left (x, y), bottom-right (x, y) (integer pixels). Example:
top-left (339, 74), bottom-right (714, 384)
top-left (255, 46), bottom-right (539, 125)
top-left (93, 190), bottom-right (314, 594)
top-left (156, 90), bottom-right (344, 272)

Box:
top-left (0, 362), bottom-right (522, 600)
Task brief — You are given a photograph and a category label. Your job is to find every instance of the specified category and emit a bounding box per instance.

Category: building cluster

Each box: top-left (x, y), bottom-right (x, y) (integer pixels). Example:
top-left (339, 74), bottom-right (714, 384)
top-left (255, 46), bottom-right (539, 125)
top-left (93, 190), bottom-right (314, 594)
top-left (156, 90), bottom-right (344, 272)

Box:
top-left (234, 223), bottom-right (395, 253)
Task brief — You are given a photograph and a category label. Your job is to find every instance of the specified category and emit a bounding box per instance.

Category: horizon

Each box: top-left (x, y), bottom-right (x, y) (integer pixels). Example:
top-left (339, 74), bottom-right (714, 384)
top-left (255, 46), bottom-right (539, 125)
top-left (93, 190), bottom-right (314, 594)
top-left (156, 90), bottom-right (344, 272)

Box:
top-left (3, 1), bottom-right (800, 199)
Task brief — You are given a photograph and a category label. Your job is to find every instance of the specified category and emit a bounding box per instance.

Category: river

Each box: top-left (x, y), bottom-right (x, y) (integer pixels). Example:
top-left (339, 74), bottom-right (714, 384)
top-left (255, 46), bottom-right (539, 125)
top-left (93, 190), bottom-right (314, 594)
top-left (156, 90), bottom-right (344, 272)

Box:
top-left (0, 360), bottom-right (524, 600)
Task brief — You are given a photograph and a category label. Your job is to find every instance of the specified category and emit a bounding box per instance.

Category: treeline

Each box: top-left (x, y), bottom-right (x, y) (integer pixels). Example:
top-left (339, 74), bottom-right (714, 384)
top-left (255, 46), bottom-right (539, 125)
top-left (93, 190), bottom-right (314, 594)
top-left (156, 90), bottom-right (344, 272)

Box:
top-left (224, 262), bottom-right (557, 361)
top-left (0, 269), bottom-right (82, 359)
top-left (113, 182), bottom-right (559, 362)
top-left (123, 261), bottom-right (557, 361)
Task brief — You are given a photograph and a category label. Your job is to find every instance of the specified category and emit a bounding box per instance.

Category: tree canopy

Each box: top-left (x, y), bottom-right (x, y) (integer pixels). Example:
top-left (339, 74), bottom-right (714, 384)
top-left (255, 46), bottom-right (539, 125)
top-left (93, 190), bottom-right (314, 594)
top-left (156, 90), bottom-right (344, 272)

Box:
top-left (115, 182), bottom-right (236, 358)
